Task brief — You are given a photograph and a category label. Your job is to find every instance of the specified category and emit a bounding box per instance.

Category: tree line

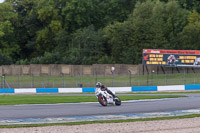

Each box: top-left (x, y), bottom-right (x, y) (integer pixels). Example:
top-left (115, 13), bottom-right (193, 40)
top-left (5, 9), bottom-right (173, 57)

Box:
top-left (0, 0), bottom-right (200, 65)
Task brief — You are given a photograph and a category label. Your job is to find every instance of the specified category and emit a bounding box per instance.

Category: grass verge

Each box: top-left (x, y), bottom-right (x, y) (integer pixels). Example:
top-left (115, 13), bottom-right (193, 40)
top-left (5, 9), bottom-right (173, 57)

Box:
top-left (4, 72), bottom-right (200, 88)
top-left (0, 94), bottom-right (186, 105)
top-left (0, 114), bottom-right (199, 128)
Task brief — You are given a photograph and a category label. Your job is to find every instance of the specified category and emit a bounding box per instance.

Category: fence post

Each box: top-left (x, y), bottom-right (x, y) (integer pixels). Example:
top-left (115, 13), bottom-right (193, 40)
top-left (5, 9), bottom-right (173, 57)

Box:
top-left (32, 75), bottom-right (34, 88)
top-left (95, 70), bottom-right (97, 85)
top-left (111, 71), bottom-right (114, 87)
top-left (128, 70), bottom-right (131, 86)
top-left (111, 67), bottom-right (115, 87)
top-left (78, 72), bottom-right (82, 87)
top-left (61, 73), bottom-right (64, 88)
top-left (46, 75), bottom-right (49, 88)
top-left (0, 75), bottom-right (1, 88)
top-left (151, 70), bottom-right (155, 86)
top-left (165, 72), bottom-right (167, 86)
top-left (2, 74), bottom-right (5, 89)
top-left (147, 73), bottom-right (149, 86)
top-left (184, 68), bottom-right (186, 85)
top-left (17, 75), bottom-right (20, 88)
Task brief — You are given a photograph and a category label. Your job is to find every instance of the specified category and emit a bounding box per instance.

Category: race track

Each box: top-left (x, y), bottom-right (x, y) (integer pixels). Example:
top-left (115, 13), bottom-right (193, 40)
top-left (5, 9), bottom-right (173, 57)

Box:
top-left (0, 94), bottom-right (200, 121)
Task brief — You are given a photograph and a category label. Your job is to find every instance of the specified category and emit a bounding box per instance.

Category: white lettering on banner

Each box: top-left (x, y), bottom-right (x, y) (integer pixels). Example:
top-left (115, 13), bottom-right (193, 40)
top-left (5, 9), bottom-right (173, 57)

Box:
top-left (151, 50), bottom-right (160, 53)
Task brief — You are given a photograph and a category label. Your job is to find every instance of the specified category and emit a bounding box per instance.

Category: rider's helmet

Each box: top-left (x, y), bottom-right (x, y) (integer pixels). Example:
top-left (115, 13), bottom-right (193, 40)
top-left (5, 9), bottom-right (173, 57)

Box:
top-left (96, 82), bottom-right (102, 88)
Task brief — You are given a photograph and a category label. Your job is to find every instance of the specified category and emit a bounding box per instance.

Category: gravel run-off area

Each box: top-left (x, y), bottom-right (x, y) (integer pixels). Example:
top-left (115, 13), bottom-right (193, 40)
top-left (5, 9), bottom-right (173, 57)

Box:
top-left (0, 117), bottom-right (200, 133)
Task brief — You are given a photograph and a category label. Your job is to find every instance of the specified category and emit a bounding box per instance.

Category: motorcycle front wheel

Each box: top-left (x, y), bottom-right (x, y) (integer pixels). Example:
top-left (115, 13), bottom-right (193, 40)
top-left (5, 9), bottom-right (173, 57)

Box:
top-left (98, 95), bottom-right (107, 106)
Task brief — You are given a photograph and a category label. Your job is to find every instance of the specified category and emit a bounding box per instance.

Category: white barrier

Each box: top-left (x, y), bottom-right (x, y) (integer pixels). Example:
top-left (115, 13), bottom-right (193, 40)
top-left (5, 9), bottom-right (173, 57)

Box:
top-left (14, 88), bottom-right (36, 93)
top-left (108, 87), bottom-right (132, 92)
top-left (3, 85), bottom-right (200, 94)
top-left (59, 88), bottom-right (82, 93)
top-left (157, 85), bottom-right (185, 91)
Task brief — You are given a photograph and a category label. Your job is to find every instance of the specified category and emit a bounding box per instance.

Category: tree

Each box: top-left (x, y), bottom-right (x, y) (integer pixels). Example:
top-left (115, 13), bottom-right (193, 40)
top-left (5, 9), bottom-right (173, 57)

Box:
top-left (0, 53), bottom-right (12, 65)
top-left (6, 0), bottom-right (40, 60)
top-left (102, 0), bottom-right (190, 64)
top-left (177, 11), bottom-right (200, 50)
top-left (0, 0), bottom-right (198, 65)
top-left (30, 52), bottom-right (62, 64)
top-left (62, 0), bottom-right (104, 32)
top-left (65, 25), bottom-right (105, 64)
top-left (6, 0), bottom-right (64, 59)
top-left (164, 0), bottom-right (189, 49)
top-left (34, 0), bottom-right (63, 55)
top-left (54, 29), bottom-right (71, 54)
top-left (127, 0), bottom-right (155, 64)
top-left (103, 22), bottom-right (134, 64)
top-left (0, 2), bottom-right (19, 61)
top-left (150, 1), bottom-right (169, 49)
top-left (178, 0), bottom-right (200, 13)
top-left (103, 0), bottom-right (137, 23)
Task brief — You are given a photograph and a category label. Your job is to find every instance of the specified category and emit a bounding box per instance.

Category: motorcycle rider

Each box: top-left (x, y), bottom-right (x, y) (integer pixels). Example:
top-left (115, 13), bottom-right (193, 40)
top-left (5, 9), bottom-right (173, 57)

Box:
top-left (96, 82), bottom-right (117, 99)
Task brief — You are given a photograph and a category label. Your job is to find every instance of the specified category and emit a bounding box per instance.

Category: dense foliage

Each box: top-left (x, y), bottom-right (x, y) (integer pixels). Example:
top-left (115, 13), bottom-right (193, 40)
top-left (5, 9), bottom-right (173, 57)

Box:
top-left (0, 0), bottom-right (200, 65)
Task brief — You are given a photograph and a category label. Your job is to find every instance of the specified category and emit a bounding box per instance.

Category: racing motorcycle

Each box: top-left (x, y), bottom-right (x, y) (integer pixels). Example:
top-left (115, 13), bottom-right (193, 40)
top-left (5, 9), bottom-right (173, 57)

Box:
top-left (95, 88), bottom-right (121, 106)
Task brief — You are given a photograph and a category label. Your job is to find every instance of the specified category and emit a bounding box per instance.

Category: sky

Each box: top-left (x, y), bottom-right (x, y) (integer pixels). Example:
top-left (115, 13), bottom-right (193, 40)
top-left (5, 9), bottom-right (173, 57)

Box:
top-left (0, 0), bottom-right (4, 3)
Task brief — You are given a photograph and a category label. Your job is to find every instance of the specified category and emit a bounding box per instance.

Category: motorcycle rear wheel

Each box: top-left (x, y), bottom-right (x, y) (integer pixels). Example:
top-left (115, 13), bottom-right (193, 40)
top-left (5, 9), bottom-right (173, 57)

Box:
top-left (115, 96), bottom-right (121, 106)
top-left (98, 95), bottom-right (107, 106)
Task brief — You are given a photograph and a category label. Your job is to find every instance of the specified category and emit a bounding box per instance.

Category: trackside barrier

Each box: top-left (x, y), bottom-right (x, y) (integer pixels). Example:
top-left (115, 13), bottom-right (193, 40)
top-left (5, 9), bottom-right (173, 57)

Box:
top-left (185, 85), bottom-right (200, 90)
top-left (59, 88), bottom-right (82, 93)
top-left (157, 85), bottom-right (185, 91)
top-left (109, 87), bottom-right (132, 92)
top-left (132, 86), bottom-right (157, 91)
top-left (0, 89), bottom-right (14, 93)
top-left (36, 88), bottom-right (59, 93)
top-left (1, 85), bottom-right (200, 93)
top-left (15, 88), bottom-right (36, 93)
top-left (82, 88), bottom-right (96, 93)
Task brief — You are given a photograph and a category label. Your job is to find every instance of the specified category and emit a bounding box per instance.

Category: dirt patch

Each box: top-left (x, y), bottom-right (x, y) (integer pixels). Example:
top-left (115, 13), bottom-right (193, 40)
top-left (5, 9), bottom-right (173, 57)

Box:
top-left (0, 117), bottom-right (200, 133)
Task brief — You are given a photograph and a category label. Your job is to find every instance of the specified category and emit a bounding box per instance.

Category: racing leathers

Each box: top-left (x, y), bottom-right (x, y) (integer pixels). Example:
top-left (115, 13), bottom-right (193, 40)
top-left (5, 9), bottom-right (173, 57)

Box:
top-left (100, 85), bottom-right (116, 98)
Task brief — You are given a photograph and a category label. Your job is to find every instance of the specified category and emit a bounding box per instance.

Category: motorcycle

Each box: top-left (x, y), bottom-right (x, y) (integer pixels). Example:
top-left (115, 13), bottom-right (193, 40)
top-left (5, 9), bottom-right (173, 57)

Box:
top-left (95, 88), bottom-right (121, 106)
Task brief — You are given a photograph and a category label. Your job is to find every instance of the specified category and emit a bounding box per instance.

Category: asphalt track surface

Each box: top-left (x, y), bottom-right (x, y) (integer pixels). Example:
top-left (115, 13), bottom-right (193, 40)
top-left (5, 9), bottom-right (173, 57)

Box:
top-left (0, 94), bottom-right (200, 120)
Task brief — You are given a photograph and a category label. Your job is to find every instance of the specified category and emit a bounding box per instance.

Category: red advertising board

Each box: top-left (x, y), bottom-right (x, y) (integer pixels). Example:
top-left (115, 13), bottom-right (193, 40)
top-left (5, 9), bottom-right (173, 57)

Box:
top-left (143, 49), bottom-right (200, 67)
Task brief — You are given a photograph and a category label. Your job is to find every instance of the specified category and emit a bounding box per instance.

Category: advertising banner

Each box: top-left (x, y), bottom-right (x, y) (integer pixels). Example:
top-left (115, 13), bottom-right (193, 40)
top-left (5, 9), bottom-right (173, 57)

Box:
top-left (143, 49), bottom-right (200, 67)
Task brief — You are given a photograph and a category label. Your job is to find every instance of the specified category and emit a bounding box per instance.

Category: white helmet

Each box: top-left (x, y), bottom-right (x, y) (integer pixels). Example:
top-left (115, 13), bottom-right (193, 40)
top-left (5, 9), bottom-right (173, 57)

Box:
top-left (96, 82), bottom-right (102, 87)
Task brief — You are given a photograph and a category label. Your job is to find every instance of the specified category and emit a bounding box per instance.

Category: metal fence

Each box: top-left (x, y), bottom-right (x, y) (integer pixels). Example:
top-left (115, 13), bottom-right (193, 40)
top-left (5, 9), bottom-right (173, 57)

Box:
top-left (1, 72), bottom-right (200, 88)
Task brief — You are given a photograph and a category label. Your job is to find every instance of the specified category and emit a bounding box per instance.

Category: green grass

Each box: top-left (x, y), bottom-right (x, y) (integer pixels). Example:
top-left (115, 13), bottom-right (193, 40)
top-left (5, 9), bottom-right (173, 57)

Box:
top-left (0, 94), bottom-right (186, 105)
top-left (0, 113), bottom-right (199, 128)
top-left (2, 72), bottom-right (200, 88)
top-left (1, 73), bottom-right (200, 88)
